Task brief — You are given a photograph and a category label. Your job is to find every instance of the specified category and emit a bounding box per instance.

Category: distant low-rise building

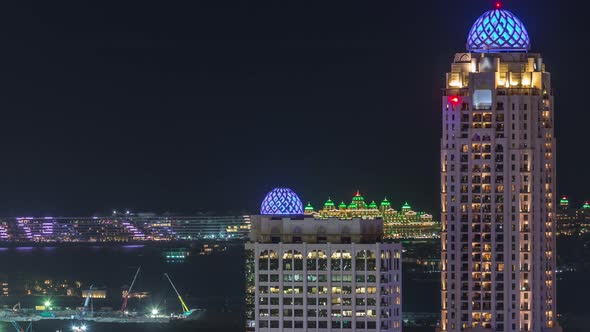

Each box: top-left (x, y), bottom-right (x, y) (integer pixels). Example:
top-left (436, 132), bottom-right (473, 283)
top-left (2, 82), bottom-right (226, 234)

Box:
top-left (556, 196), bottom-right (590, 235)
top-left (81, 289), bottom-right (107, 299)
top-left (25, 279), bottom-right (83, 297)
top-left (0, 215), bottom-right (251, 242)
top-left (1, 282), bottom-right (8, 297)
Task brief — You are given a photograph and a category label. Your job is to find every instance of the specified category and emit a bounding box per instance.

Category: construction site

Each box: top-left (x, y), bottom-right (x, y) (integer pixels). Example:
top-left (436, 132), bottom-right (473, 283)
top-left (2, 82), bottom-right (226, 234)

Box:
top-left (0, 268), bottom-right (204, 331)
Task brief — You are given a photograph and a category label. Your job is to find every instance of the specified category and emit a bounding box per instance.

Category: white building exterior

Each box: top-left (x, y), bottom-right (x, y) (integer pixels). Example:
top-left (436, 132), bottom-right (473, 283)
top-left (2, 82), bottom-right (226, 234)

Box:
top-left (246, 215), bottom-right (402, 332)
top-left (440, 5), bottom-right (560, 332)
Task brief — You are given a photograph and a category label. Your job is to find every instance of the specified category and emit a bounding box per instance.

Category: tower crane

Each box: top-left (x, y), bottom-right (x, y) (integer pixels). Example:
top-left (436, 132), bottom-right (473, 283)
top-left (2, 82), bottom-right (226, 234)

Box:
top-left (10, 321), bottom-right (32, 332)
top-left (82, 284), bottom-right (94, 317)
top-left (164, 273), bottom-right (194, 317)
top-left (121, 267), bottom-right (140, 312)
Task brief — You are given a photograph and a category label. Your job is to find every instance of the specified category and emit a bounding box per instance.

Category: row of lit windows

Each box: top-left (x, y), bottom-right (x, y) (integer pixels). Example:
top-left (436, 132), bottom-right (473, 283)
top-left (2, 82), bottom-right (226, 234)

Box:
top-left (259, 250), bottom-right (399, 270)
top-left (259, 308), bottom-right (379, 318)
top-left (259, 259), bottom-right (383, 272)
top-left (259, 274), bottom-right (377, 283)
top-left (260, 250), bottom-right (400, 260)
top-left (259, 286), bottom-right (381, 295)
top-left (257, 320), bottom-right (386, 329)
top-left (259, 297), bottom-right (379, 306)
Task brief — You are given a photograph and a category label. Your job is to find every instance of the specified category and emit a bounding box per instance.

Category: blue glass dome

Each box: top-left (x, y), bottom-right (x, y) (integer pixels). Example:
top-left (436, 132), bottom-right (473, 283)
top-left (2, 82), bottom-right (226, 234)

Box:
top-left (467, 8), bottom-right (530, 52)
top-left (260, 188), bottom-right (304, 215)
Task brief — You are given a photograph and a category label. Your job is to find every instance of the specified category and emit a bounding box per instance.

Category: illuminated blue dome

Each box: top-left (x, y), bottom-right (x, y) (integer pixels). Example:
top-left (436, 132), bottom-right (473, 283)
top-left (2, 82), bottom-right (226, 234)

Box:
top-left (467, 8), bottom-right (530, 52)
top-left (260, 188), bottom-right (304, 215)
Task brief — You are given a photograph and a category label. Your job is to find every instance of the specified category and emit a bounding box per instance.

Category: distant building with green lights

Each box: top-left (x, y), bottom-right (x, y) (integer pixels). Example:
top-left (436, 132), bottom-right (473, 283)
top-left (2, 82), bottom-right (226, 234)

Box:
top-left (556, 196), bottom-right (590, 235)
top-left (304, 191), bottom-right (440, 239)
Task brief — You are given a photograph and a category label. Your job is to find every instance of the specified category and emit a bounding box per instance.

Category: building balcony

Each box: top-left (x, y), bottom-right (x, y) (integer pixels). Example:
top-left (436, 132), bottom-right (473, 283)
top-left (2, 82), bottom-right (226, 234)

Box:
top-left (475, 104), bottom-right (492, 111)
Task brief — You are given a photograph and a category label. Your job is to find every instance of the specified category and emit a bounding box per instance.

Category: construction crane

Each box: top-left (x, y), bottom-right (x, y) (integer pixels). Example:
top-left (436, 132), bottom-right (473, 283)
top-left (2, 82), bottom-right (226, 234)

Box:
top-left (121, 267), bottom-right (140, 312)
top-left (82, 284), bottom-right (94, 317)
top-left (11, 321), bottom-right (32, 332)
top-left (164, 273), bottom-right (193, 317)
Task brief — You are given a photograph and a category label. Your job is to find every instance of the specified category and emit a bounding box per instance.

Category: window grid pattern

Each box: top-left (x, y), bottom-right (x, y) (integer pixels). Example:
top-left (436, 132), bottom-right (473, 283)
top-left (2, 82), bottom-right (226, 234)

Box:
top-left (253, 244), bottom-right (401, 331)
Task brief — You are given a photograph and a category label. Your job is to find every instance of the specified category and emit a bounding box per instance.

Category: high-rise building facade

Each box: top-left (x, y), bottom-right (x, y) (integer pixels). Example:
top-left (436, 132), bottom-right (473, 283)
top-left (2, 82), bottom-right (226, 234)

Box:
top-left (246, 188), bottom-right (402, 331)
top-left (440, 4), bottom-right (560, 332)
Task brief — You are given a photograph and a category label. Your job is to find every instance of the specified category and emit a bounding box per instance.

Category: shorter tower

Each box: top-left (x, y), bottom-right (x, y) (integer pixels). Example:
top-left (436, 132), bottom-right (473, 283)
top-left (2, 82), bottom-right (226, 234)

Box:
top-left (380, 197), bottom-right (392, 212)
top-left (304, 203), bottom-right (315, 215)
top-left (246, 187), bottom-right (402, 332)
top-left (559, 196), bottom-right (569, 211)
top-left (352, 191), bottom-right (367, 210)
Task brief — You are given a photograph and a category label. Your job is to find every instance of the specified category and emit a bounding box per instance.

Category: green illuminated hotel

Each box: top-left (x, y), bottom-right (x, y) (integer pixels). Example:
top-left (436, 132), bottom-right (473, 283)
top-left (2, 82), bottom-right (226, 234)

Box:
top-left (304, 191), bottom-right (440, 240)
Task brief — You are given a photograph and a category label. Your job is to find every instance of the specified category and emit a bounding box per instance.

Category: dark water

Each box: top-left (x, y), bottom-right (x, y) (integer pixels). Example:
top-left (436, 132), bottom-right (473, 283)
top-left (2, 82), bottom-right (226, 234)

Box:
top-left (0, 244), bottom-right (245, 331)
top-left (0, 245), bottom-right (244, 310)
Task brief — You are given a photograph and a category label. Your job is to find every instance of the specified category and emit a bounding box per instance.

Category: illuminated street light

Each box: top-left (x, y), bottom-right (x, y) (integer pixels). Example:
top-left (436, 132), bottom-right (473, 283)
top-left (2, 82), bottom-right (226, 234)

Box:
top-left (71, 324), bottom-right (88, 332)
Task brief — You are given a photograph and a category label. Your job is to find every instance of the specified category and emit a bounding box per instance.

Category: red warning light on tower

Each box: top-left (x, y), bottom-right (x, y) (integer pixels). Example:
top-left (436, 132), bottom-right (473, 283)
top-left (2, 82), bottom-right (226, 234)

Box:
top-left (495, 2), bottom-right (502, 9)
top-left (448, 96), bottom-right (461, 105)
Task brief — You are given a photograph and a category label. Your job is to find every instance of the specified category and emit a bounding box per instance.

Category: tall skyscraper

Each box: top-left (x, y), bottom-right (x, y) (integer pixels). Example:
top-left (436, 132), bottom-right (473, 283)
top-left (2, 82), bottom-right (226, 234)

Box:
top-left (246, 187), bottom-right (402, 331)
top-left (440, 4), bottom-right (560, 332)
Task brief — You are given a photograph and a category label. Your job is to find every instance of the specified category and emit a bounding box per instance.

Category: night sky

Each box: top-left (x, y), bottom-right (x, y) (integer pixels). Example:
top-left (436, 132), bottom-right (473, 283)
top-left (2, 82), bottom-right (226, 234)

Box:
top-left (0, 0), bottom-right (586, 216)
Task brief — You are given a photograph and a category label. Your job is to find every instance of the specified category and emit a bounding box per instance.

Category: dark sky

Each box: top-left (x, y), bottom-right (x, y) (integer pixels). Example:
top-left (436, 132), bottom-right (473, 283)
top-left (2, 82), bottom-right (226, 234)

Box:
top-left (0, 0), bottom-right (586, 216)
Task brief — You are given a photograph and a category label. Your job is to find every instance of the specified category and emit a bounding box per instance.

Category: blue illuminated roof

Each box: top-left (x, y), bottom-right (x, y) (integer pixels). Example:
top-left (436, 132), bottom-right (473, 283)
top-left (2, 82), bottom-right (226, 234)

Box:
top-left (467, 8), bottom-right (530, 52)
top-left (260, 188), bottom-right (304, 215)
